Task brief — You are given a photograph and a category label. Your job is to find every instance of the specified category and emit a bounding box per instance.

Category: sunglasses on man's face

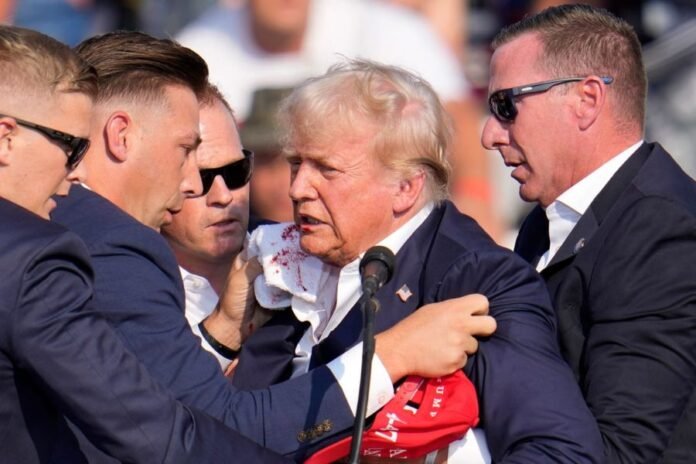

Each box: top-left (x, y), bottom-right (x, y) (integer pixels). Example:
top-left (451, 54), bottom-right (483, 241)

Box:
top-left (199, 149), bottom-right (254, 195)
top-left (0, 114), bottom-right (90, 170)
top-left (488, 76), bottom-right (614, 123)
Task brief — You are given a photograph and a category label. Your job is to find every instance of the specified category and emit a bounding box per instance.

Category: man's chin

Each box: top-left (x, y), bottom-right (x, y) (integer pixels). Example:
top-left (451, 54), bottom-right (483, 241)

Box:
top-left (43, 198), bottom-right (57, 220)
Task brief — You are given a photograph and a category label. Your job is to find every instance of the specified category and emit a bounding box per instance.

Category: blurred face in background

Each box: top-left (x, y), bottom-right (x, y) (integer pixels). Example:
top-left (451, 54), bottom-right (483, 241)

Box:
top-left (249, 0), bottom-right (311, 36)
top-left (249, 151), bottom-right (294, 223)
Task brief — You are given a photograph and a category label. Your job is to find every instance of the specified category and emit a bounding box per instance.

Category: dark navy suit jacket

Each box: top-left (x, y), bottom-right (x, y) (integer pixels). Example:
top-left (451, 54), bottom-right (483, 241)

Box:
top-left (515, 143), bottom-right (696, 463)
top-left (0, 198), bottom-right (287, 463)
top-left (233, 201), bottom-right (604, 463)
top-left (52, 185), bottom-right (353, 461)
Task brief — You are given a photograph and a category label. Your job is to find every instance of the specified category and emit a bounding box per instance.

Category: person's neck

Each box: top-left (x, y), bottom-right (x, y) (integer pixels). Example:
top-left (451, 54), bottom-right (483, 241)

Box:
top-left (176, 253), bottom-right (233, 295)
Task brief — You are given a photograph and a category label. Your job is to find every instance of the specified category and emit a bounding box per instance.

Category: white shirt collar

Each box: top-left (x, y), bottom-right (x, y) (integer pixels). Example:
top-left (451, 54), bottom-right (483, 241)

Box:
top-left (179, 266), bottom-right (218, 328)
top-left (555, 140), bottom-right (643, 217)
top-left (291, 202), bottom-right (435, 374)
top-left (537, 140), bottom-right (643, 271)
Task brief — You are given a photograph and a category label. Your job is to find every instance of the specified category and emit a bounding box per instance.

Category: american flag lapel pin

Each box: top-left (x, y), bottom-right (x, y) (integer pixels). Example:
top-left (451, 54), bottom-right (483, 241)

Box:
top-left (395, 284), bottom-right (413, 302)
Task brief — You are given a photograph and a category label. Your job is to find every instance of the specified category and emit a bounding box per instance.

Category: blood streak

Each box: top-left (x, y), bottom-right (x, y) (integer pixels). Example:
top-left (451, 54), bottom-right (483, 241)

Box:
top-left (270, 224), bottom-right (308, 291)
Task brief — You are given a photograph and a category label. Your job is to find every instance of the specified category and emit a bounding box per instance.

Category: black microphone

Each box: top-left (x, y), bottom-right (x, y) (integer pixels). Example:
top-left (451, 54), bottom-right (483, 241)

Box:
top-left (359, 246), bottom-right (396, 297)
top-left (349, 246), bottom-right (396, 464)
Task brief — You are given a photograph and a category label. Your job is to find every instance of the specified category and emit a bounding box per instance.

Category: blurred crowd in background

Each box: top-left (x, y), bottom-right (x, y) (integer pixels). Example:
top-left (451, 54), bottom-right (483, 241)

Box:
top-left (2, 0), bottom-right (694, 247)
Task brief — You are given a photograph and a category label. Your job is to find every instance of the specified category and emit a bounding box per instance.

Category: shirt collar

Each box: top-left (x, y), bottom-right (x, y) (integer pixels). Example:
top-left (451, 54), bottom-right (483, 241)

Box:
top-left (554, 140), bottom-right (644, 216)
top-left (375, 201), bottom-right (435, 258)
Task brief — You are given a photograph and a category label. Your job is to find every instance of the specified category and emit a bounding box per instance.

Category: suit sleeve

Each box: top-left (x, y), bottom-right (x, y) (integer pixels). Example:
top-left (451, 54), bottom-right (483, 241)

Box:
top-left (586, 197), bottom-right (696, 463)
top-left (11, 230), bottom-right (288, 463)
top-left (437, 249), bottom-right (604, 463)
top-left (89, 226), bottom-right (354, 459)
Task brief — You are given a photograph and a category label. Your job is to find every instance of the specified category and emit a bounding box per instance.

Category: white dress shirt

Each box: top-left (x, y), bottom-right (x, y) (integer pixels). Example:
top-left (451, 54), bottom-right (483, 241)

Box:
top-left (180, 267), bottom-right (235, 369)
top-left (537, 141), bottom-right (643, 271)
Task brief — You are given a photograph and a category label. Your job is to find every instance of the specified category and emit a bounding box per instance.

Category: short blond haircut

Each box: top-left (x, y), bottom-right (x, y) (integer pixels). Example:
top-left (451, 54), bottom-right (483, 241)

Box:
top-left (278, 59), bottom-right (452, 203)
top-left (0, 25), bottom-right (97, 101)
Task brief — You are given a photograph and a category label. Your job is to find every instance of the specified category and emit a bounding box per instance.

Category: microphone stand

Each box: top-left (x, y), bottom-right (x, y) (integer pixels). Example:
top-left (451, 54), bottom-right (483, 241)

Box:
top-left (348, 293), bottom-right (380, 464)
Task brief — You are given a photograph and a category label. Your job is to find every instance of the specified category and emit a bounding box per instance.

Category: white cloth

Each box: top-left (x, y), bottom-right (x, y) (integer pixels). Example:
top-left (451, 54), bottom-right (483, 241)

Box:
top-left (179, 267), bottom-right (233, 369)
top-left (177, 0), bottom-right (468, 122)
top-left (537, 140), bottom-right (644, 271)
top-left (248, 223), bottom-right (329, 309)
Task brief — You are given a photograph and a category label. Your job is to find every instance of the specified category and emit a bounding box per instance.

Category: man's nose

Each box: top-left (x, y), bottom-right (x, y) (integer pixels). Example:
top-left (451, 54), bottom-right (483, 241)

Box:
top-left (288, 163), bottom-right (317, 202)
top-left (66, 158), bottom-right (87, 184)
top-left (207, 176), bottom-right (236, 206)
top-left (481, 115), bottom-right (509, 151)
top-left (181, 152), bottom-right (203, 197)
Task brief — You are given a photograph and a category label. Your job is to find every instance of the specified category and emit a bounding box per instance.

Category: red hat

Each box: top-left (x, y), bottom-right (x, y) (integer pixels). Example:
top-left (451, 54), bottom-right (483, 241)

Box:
top-left (305, 370), bottom-right (479, 463)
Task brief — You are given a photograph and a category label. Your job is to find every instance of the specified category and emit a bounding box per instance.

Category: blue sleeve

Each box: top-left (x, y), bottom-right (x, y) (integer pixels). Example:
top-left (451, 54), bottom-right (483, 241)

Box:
top-left (88, 225), bottom-right (354, 458)
top-left (437, 249), bottom-right (604, 463)
top-left (10, 229), bottom-right (288, 463)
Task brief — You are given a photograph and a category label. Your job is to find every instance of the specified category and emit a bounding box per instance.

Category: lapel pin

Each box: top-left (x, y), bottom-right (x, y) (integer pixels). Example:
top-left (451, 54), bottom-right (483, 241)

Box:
top-left (574, 238), bottom-right (586, 254)
top-left (396, 284), bottom-right (413, 302)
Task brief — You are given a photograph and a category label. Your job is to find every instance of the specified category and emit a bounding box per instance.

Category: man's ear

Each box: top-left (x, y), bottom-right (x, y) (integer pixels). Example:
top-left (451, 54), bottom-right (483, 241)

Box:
top-left (393, 170), bottom-right (426, 215)
top-left (0, 117), bottom-right (17, 166)
top-left (104, 111), bottom-right (133, 162)
top-left (576, 76), bottom-right (608, 131)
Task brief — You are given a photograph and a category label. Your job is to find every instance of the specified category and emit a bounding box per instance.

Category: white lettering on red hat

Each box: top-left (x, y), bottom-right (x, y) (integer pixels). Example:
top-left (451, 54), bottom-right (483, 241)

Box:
top-left (389, 448), bottom-right (408, 458)
top-left (374, 412), bottom-right (406, 443)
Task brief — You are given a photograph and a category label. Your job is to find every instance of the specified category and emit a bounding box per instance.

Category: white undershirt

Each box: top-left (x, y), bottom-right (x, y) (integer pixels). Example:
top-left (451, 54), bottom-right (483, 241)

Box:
top-left (537, 141), bottom-right (643, 271)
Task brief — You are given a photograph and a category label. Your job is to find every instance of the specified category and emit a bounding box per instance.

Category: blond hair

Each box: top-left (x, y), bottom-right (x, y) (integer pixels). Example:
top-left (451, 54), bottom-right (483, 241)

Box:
top-left (0, 25), bottom-right (97, 101)
top-left (278, 59), bottom-right (451, 202)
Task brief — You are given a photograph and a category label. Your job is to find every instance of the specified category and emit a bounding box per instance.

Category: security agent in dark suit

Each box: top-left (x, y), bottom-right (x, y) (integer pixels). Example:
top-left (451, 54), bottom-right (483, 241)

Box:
top-left (232, 58), bottom-right (604, 462)
top-left (0, 25), bottom-right (287, 464)
top-left (482, 5), bottom-right (696, 462)
top-left (52, 31), bottom-right (494, 462)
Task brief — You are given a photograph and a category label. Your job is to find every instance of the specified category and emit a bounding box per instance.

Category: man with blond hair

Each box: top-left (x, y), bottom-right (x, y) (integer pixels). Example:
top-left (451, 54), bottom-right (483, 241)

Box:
top-left (233, 59), bottom-right (604, 462)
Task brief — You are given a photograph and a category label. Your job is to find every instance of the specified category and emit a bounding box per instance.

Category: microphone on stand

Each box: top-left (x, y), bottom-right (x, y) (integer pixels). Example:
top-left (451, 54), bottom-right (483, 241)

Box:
top-left (360, 246), bottom-right (396, 298)
top-left (349, 246), bottom-right (396, 464)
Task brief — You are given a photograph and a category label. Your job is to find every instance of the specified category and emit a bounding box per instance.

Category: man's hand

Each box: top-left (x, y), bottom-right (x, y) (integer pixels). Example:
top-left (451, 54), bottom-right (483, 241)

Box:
top-left (201, 253), bottom-right (263, 350)
top-left (375, 294), bottom-right (495, 382)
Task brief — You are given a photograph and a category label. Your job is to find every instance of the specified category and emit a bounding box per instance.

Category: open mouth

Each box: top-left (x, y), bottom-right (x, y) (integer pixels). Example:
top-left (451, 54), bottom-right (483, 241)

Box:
top-left (299, 214), bottom-right (322, 226)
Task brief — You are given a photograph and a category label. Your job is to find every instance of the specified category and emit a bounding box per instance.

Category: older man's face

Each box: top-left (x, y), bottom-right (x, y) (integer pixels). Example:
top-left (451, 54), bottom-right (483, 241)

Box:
top-left (287, 130), bottom-right (401, 267)
top-left (163, 100), bottom-right (249, 266)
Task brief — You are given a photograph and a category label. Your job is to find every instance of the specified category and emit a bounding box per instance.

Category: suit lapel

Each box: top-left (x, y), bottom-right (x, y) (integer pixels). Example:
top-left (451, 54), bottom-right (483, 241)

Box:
top-left (544, 142), bottom-right (654, 272)
top-left (515, 205), bottom-right (549, 268)
top-left (309, 206), bottom-right (443, 368)
top-left (544, 209), bottom-right (598, 271)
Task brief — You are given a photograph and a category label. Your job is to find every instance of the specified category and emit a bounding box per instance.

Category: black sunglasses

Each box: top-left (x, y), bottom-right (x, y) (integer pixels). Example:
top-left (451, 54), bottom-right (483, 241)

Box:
top-left (488, 76), bottom-right (614, 123)
top-left (199, 149), bottom-right (254, 195)
top-left (0, 113), bottom-right (90, 169)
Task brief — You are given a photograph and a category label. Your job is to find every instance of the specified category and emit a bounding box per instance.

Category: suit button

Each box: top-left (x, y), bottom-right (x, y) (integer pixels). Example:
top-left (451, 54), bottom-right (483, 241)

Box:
top-left (319, 419), bottom-right (332, 434)
top-left (297, 431), bottom-right (308, 443)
